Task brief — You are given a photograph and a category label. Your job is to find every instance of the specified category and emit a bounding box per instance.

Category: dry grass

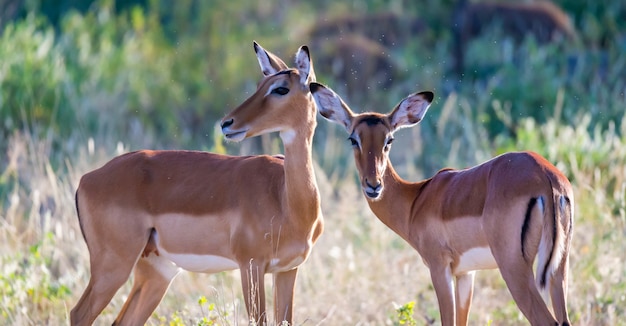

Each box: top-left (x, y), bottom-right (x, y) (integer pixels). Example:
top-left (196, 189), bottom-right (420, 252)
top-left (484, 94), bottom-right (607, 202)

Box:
top-left (1, 123), bottom-right (625, 326)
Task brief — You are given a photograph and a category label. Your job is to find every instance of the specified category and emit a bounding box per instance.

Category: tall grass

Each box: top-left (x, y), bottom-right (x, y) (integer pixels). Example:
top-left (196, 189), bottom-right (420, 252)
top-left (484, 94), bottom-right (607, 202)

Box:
top-left (2, 110), bottom-right (625, 325)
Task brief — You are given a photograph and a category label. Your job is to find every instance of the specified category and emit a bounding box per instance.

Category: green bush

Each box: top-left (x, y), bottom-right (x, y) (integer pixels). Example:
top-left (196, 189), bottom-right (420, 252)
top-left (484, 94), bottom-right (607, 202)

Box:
top-left (0, 16), bottom-right (70, 138)
top-left (0, 233), bottom-right (71, 323)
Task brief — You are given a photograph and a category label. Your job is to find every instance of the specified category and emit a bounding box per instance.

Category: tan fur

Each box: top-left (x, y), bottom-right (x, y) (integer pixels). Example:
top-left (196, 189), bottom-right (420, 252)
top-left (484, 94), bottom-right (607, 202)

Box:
top-left (70, 42), bottom-right (323, 326)
top-left (311, 83), bottom-right (573, 326)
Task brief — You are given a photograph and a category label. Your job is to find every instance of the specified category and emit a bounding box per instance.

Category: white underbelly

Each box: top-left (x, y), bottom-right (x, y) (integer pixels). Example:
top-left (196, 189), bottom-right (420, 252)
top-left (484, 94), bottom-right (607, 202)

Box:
top-left (454, 247), bottom-right (498, 274)
top-left (159, 249), bottom-right (239, 273)
top-left (153, 233), bottom-right (238, 273)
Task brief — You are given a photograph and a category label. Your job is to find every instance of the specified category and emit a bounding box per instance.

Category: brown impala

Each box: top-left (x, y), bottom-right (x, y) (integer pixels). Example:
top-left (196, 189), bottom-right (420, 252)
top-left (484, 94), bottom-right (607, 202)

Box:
top-left (310, 83), bottom-right (573, 326)
top-left (70, 42), bottom-right (323, 325)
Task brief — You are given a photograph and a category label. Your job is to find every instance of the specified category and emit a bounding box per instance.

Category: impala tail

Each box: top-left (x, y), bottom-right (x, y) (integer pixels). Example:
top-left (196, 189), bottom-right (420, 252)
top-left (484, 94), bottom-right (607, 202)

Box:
top-left (536, 192), bottom-right (573, 292)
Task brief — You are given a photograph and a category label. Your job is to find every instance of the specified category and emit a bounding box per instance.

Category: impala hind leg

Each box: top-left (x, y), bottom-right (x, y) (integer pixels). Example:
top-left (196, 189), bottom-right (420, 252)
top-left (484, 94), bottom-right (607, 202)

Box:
top-left (112, 255), bottom-right (179, 325)
top-left (71, 217), bottom-right (152, 326)
top-left (483, 203), bottom-right (557, 325)
top-left (549, 255), bottom-right (571, 325)
top-left (240, 261), bottom-right (267, 325)
top-left (488, 233), bottom-right (557, 324)
top-left (70, 251), bottom-right (141, 326)
top-left (496, 259), bottom-right (558, 325)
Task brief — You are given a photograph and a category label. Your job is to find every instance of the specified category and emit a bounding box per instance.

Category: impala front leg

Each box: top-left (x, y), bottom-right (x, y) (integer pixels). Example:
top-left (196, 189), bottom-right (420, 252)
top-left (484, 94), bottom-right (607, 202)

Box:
top-left (240, 261), bottom-right (267, 325)
top-left (429, 265), bottom-right (456, 326)
top-left (273, 268), bottom-right (298, 325)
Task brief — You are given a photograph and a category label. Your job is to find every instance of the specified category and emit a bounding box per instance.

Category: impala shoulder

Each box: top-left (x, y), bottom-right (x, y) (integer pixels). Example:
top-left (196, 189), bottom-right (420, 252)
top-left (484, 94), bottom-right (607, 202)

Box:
top-left (431, 167), bottom-right (456, 177)
top-left (249, 154), bottom-right (286, 166)
top-left (418, 168), bottom-right (456, 195)
top-left (239, 155), bottom-right (286, 179)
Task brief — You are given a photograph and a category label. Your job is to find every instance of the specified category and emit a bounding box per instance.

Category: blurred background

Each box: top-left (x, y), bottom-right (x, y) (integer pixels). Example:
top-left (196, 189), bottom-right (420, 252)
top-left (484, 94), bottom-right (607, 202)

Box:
top-left (0, 0), bottom-right (625, 325)
top-left (0, 0), bottom-right (623, 174)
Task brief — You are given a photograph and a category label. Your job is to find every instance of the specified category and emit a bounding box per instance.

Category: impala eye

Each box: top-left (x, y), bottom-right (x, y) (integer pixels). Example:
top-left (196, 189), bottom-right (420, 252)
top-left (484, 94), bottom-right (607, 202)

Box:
top-left (271, 87), bottom-right (289, 95)
top-left (348, 137), bottom-right (359, 148)
top-left (384, 138), bottom-right (394, 151)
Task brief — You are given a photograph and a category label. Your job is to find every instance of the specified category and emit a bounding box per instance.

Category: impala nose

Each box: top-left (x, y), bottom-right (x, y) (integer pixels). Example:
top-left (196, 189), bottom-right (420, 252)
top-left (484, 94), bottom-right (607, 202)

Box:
top-left (221, 118), bottom-right (234, 129)
top-left (364, 179), bottom-right (383, 199)
top-left (220, 118), bottom-right (248, 142)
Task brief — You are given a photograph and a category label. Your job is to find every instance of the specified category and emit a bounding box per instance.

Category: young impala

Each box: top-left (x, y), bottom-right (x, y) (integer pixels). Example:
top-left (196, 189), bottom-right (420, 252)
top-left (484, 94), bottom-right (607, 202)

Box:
top-left (310, 83), bottom-right (573, 326)
top-left (70, 42), bottom-right (323, 326)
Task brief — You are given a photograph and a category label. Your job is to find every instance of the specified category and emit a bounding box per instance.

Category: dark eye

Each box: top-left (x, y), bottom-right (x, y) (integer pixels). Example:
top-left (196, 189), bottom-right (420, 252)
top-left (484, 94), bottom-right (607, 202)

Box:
top-left (271, 87), bottom-right (289, 95)
top-left (384, 138), bottom-right (394, 151)
top-left (348, 137), bottom-right (359, 148)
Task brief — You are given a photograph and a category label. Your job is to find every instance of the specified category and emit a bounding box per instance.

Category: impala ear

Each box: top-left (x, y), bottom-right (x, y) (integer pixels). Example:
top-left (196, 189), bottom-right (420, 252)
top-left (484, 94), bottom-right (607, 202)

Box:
top-left (295, 45), bottom-right (316, 85)
top-left (388, 91), bottom-right (434, 131)
top-left (310, 83), bottom-right (354, 131)
top-left (253, 41), bottom-right (288, 76)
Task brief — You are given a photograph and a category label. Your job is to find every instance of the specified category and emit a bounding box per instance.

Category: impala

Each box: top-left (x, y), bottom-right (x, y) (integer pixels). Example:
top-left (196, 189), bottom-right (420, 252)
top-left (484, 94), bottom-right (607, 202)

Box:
top-left (310, 83), bottom-right (573, 326)
top-left (70, 42), bottom-right (323, 326)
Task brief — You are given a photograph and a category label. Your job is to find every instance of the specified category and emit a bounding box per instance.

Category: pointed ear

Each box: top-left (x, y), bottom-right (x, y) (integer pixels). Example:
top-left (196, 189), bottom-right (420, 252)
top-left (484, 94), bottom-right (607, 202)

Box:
top-left (388, 91), bottom-right (434, 131)
top-left (310, 83), bottom-right (354, 131)
top-left (254, 41), bottom-right (288, 76)
top-left (295, 45), bottom-right (316, 85)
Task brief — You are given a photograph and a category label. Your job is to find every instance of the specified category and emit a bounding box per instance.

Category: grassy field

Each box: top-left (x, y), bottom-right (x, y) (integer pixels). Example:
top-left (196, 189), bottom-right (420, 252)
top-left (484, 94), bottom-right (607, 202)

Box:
top-left (1, 0), bottom-right (625, 325)
top-left (1, 110), bottom-right (625, 325)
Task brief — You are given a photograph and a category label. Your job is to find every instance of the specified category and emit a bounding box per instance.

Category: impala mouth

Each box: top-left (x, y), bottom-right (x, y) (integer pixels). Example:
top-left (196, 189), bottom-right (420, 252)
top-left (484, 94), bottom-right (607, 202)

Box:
top-left (222, 129), bottom-right (248, 142)
top-left (364, 188), bottom-right (382, 199)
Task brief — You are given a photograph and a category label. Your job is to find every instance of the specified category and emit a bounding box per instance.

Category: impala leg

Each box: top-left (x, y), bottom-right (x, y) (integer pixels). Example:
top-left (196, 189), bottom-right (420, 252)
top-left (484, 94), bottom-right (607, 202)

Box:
top-left (429, 265), bottom-right (456, 326)
top-left (483, 206), bottom-right (557, 325)
top-left (273, 268), bottom-right (298, 325)
top-left (455, 271), bottom-right (475, 326)
top-left (495, 257), bottom-right (557, 325)
top-left (240, 261), bottom-right (267, 325)
top-left (70, 251), bottom-right (139, 326)
top-left (550, 255), bottom-right (571, 325)
top-left (112, 255), bottom-right (179, 325)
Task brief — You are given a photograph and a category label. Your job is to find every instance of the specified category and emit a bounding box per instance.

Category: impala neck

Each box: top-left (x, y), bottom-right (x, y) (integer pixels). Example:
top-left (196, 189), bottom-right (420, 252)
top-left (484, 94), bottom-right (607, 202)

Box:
top-left (279, 100), bottom-right (320, 228)
top-left (366, 162), bottom-right (426, 241)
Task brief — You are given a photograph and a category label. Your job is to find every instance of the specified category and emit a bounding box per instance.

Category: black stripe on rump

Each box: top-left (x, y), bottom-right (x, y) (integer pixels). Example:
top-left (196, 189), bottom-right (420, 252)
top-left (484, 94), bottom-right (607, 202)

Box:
top-left (520, 197), bottom-right (537, 261)
top-left (75, 191), bottom-right (88, 243)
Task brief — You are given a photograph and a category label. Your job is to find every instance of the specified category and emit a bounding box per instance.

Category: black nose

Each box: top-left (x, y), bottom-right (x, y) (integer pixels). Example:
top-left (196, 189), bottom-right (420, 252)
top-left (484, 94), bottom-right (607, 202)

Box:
top-left (221, 119), bottom-right (234, 129)
top-left (364, 179), bottom-right (383, 199)
top-left (365, 179), bottom-right (382, 192)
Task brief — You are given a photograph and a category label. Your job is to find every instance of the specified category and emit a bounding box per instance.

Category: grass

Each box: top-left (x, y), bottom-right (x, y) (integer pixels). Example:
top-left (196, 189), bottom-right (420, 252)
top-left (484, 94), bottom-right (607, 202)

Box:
top-left (1, 103), bottom-right (625, 325)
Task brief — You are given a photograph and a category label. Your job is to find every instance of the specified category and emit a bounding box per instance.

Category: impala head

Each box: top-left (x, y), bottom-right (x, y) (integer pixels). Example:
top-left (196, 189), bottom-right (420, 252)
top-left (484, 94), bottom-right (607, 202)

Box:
top-left (221, 41), bottom-right (316, 143)
top-left (310, 83), bottom-right (433, 200)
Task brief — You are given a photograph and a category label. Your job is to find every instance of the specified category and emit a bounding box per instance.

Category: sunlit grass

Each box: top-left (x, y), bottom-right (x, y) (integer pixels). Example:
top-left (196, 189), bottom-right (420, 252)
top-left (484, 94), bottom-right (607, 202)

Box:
top-left (1, 108), bottom-right (626, 325)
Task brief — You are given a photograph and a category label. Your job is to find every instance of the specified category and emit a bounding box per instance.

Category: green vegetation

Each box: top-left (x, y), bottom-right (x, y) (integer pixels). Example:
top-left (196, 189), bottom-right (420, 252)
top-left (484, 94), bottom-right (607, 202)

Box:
top-left (0, 0), bottom-right (625, 325)
top-left (394, 301), bottom-right (418, 326)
